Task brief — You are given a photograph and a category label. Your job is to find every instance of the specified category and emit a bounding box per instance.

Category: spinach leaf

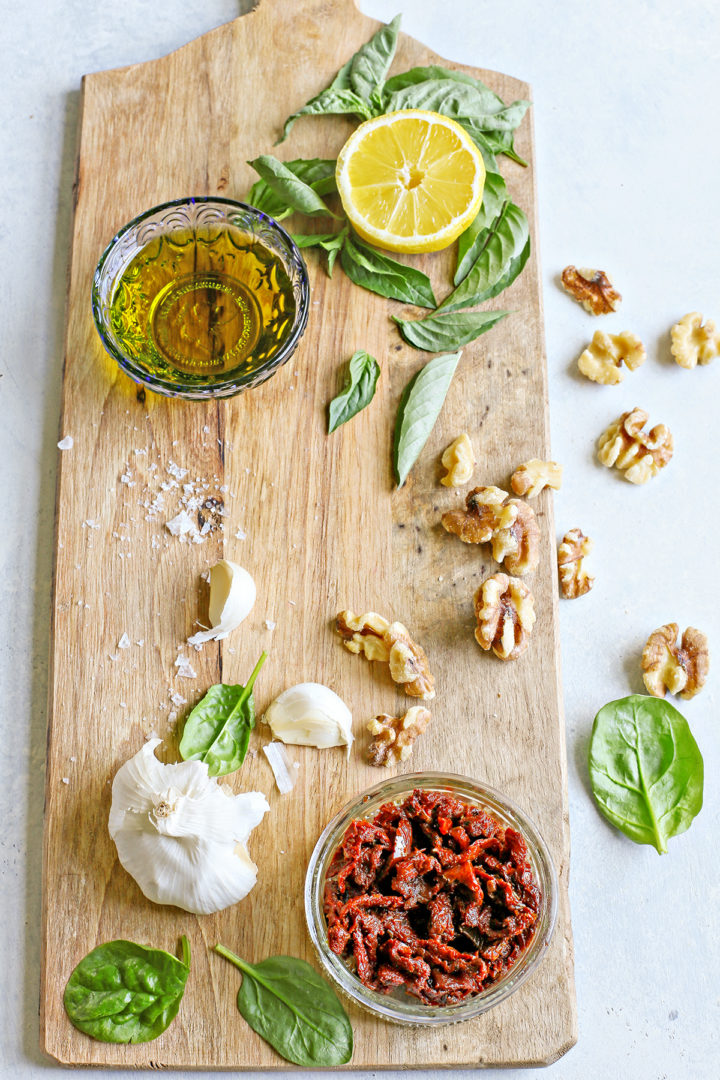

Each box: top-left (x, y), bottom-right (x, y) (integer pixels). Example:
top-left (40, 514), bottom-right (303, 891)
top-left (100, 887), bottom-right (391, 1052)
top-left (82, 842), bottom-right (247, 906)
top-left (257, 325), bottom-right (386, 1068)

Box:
top-left (393, 309), bottom-right (508, 352)
top-left (214, 945), bottom-right (353, 1067)
top-left (179, 652), bottom-right (267, 777)
top-left (588, 694), bottom-right (704, 854)
top-left (247, 158), bottom-right (337, 221)
top-left (64, 937), bottom-right (190, 1044)
top-left (328, 351), bottom-right (380, 433)
top-left (439, 201), bottom-right (529, 311)
top-left (455, 170), bottom-right (508, 284)
top-left (347, 13), bottom-right (401, 102)
top-left (291, 226), bottom-right (348, 276)
top-left (341, 235), bottom-right (437, 307)
top-left (393, 351), bottom-right (461, 486)
top-left (247, 156), bottom-right (337, 218)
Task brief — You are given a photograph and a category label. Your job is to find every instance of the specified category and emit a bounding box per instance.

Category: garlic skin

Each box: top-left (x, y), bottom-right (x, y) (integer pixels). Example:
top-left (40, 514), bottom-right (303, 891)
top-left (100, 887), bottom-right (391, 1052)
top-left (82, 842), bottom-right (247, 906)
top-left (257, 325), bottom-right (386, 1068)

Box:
top-left (264, 683), bottom-right (353, 752)
top-left (109, 740), bottom-right (269, 915)
top-left (188, 560), bottom-right (256, 646)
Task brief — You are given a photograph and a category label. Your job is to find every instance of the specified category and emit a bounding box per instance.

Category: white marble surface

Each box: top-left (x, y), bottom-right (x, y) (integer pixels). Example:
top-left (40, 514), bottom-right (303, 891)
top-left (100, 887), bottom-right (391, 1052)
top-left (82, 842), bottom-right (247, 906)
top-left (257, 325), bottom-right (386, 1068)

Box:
top-left (2, 0), bottom-right (718, 1076)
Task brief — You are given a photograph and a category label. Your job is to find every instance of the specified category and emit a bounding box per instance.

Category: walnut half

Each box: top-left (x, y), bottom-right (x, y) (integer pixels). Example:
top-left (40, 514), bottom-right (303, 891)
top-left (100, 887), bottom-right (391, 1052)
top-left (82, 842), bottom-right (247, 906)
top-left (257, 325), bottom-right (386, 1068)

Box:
top-left (641, 623), bottom-right (709, 700)
top-left (670, 312), bottom-right (720, 369)
top-left (511, 459), bottom-right (563, 498)
top-left (561, 265), bottom-right (622, 315)
top-left (474, 573), bottom-right (536, 661)
top-left (441, 486), bottom-right (540, 575)
top-left (557, 528), bottom-right (594, 599)
top-left (597, 407), bottom-right (673, 484)
top-left (577, 331), bottom-right (646, 384)
top-left (440, 433), bottom-right (475, 487)
top-left (366, 707), bottom-right (431, 766)
top-left (336, 610), bottom-right (435, 700)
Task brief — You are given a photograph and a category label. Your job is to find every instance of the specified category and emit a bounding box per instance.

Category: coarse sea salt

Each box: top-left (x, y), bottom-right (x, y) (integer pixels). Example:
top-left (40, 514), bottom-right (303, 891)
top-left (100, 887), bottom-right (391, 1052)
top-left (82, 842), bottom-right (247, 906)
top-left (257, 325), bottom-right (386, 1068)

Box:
top-left (57, 435), bottom-right (74, 450)
top-left (175, 654), bottom-right (197, 679)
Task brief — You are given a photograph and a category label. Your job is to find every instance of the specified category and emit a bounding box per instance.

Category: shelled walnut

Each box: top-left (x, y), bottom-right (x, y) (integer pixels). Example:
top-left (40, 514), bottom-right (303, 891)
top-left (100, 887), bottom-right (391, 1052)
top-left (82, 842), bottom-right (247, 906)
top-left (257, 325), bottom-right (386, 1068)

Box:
top-left (336, 610), bottom-right (435, 700)
top-left (641, 623), bottom-right (709, 700)
top-left (510, 459), bottom-right (563, 498)
top-left (670, 312), bottom-right (720, 369)
top-left (557, 528), bottom-right (594, 598)
top-left (440, 433), bottom-right (475, 487)
top-left (577, 331), bottom-right (646, 384)
top-left (561, 265), bottom-right (622, 315)
top-left (474, 573), bottom-right (536, 661)
top-left (366, 707), bottom-right (431, 766)
top-left (441, 486), bottom-right (539, 575)
top-left (597, 407), bottom-right (673, 484)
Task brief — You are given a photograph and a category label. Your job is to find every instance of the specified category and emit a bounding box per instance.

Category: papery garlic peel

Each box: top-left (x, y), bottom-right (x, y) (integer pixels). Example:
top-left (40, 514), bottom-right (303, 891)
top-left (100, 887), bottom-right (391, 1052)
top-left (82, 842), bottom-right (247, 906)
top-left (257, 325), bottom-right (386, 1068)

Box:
top-left (188, 559), bottom-right (256, 646)
top-left (264, 683), bottom-right (354, 754)
top-left (108, 739), bottom-right (269, 915)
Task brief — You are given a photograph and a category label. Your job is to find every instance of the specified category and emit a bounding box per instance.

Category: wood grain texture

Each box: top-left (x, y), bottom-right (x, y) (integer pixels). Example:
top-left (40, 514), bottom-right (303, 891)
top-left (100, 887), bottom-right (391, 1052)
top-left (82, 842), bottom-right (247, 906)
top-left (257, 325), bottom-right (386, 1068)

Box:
top-left (41, 0), bottom-right (577, 1067)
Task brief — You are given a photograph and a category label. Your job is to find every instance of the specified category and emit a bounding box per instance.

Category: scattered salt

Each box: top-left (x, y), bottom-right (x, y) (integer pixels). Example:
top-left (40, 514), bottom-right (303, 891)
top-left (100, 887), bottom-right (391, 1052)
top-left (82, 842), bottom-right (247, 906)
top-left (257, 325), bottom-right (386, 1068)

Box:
top-left (57, 435), bottom-right (74, 450)
top-left (265, 620), bottom-right (276, 631)
top-left (234, 527), bottom-right (247, 540)
top-left (169, 690), bottom-right (187, 708)
top-left (118, 633), bottom-right (131, 649)
top-left (61, 777), bottom-right (70, 785)
top-left (175, 654), bottom-right (197, 679)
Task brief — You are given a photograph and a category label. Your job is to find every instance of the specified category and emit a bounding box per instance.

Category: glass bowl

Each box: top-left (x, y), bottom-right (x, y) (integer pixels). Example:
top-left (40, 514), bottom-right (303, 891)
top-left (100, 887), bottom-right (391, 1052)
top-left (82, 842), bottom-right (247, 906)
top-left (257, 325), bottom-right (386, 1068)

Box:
top-left (91, 197), bottom-right (310, 400)
top-left (305, 772), bottom-right (557, 1027)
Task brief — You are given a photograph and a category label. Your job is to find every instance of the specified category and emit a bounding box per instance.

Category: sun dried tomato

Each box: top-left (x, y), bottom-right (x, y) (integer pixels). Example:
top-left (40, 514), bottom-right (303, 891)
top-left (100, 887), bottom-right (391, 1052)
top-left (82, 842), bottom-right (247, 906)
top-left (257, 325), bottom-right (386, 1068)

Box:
top-left (323, 788), bottom-right (540, 1006)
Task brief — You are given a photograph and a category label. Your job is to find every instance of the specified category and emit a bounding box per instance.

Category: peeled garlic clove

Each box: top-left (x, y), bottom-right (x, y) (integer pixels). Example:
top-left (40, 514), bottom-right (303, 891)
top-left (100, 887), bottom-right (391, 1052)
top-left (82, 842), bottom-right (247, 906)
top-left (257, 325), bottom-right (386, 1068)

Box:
top-left (264, 683), bottom-right (353, 753)
top-left (188, 559), bottom-right (256, 647)
top-left (108, 739), bottom-right (269, 915)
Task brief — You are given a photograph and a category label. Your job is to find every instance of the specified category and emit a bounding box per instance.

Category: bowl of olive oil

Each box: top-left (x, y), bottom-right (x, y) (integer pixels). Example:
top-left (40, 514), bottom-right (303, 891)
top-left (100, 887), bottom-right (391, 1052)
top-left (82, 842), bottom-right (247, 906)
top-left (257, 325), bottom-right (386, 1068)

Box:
top-left (92, 197), bottom-right (310, 399)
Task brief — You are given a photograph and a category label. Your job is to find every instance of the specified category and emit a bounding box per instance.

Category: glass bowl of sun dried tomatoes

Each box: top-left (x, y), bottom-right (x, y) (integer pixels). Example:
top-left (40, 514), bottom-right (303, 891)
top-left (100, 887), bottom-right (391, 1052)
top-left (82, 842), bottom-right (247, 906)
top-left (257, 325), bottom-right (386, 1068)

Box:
top-left (305, 772), bottom-right (557, 1026)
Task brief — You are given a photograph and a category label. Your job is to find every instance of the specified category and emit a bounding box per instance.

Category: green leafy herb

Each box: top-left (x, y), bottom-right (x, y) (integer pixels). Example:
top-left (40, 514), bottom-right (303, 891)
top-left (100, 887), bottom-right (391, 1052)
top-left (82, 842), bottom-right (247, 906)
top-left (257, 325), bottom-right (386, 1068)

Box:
top-left (341, 235), bottom-right (437, 307)
top-left (455, 171), bottom-right (508, 284)
top-left (279, 16), bottom-right (401, 141)
top-left (385, 80), bottom-right (528, 132)
top-left (439, 201), bottom-right (529, 311)
top-left (179, 652), bottom-right (267, 777)
top-left (247, 158), bottom-right (337, 220)
top-left (383, 64), bottom-right (504, 100)
top-left (64, 937), bottom-right (190, 1044)
top-left (291, 226), bottom-right (348, 275)
top-left (247, 156), bottom-right (337, 218)
top-left (393, 309), bottom-right (508, 352)
top-left (393, 351), bottom-right (461, 486)
top-left (459, 120), bottom-right (528, 167)
top-left (588, 694), bottom-right (704, 855)
top-left (328, 351), bottom-right (380, 433)
top-left (214, 945), bottom-right (353, 1067)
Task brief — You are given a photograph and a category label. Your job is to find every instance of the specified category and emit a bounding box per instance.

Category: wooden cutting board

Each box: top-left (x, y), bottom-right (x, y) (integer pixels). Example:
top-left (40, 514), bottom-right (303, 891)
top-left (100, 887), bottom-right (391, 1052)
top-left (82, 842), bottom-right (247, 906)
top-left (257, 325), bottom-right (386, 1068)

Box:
top-left (41, 0), bottom-right (577, 1068)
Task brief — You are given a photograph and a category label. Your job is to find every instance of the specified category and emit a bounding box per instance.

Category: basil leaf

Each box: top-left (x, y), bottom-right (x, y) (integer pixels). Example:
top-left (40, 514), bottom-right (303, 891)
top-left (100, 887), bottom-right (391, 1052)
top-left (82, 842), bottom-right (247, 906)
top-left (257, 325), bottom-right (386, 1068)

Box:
top-left (179, 653), bottom-right (267, 777)
top-left (248, 156), bottom-right (337, 218)
top-left (341, 235), bottom-right (437, 307)
top-left (64, 937), bottom-right (190, 1044)
top-left (280, 88), bottom-right (373, 143)
top-left (384, 65), bottom-right (505, 105)
top-left (393, 351), bottom-right (461, 486)
top-left (393, 309), bottom-right (508, 352)
top-left (214, 945), bottom-right (353, 1067)
top-left (348, 13), bottom-right (401, 102)
top-left (455, 171), bottom-right (508, 284)
top-left (385, 79), bottom-right (512, 123)
top-left (291, 226), bottom-right (348, 276)
top-left (440, 202), bottom-right (529, 311)
top-left (588, 695), bottom-right (704, 855)
top-left (328, 351), bottom-right (380, 433)
top-left (248, 158), bottom-right (337, 220)
top-left (460, 121), bottom-right (528, 167)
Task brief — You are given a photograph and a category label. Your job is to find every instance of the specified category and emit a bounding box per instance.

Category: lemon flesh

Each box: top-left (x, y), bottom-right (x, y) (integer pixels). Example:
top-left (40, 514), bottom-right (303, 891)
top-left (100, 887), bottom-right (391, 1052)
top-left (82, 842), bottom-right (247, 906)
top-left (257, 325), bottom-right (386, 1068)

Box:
top-left (336, 110), bottom-right (486, 254)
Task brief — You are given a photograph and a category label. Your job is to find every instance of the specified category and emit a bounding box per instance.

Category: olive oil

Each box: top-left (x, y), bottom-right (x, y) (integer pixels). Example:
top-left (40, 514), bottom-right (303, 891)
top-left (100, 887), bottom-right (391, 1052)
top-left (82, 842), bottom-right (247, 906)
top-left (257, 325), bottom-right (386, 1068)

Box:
top-left (109, 224), bottom-right (297, 387)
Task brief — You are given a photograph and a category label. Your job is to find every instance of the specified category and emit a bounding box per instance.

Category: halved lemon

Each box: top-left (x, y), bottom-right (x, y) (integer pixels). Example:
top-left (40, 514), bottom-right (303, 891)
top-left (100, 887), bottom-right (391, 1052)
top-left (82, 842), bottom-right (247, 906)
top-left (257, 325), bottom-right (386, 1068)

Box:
top-left (336, 110), bottom-right (486, 254)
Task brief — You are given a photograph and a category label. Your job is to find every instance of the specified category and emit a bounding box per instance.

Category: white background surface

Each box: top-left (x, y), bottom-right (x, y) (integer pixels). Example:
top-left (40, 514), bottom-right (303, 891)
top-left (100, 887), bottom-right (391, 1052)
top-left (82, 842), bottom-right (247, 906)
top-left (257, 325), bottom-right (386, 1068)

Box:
top-left (2, 0), bottom-right (718, 1076)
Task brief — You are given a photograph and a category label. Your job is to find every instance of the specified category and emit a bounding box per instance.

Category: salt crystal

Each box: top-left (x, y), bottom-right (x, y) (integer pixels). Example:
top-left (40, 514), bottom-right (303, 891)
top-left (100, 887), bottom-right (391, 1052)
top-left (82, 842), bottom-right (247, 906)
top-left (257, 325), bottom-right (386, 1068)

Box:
top-left (235, 527), bottom-right (247, 540)
top-left (166, 460), bottom-right (188, 480)
top-left (169, 689), bottom-right (187, 707)
top-left (83, 519), bottom-right (100, 530)
top-left (265, 620), bottom-right (276, 631)
top-left (57, 435), bottom-right (74, 450)
top-left (175, 654), bottom-right (197, 679)
top-left (108, 653), bottom-right (119, 662)
top-left (136, 639), bottom-right (145, 646)
top-left (165, 510), bottom-right (197, 538)
top-left (120, 701), bottom-right (127, 708)
top-left (203, 425), bottom-right (210, 434)
top-left (61, 777), bottom-right (70, 785)
top-left (118, 633), bottom-right (131, 649)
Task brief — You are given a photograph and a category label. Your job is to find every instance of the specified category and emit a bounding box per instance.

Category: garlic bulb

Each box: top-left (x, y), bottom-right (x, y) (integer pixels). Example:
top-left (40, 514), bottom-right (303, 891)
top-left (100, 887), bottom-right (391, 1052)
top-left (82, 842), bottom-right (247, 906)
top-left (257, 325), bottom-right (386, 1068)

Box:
top-left (109, 739), bottom-right (269, 915)
top-left (264, 683), bottom-right (353, 753)
top-left (188, 560), bottom-right (256, 646)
